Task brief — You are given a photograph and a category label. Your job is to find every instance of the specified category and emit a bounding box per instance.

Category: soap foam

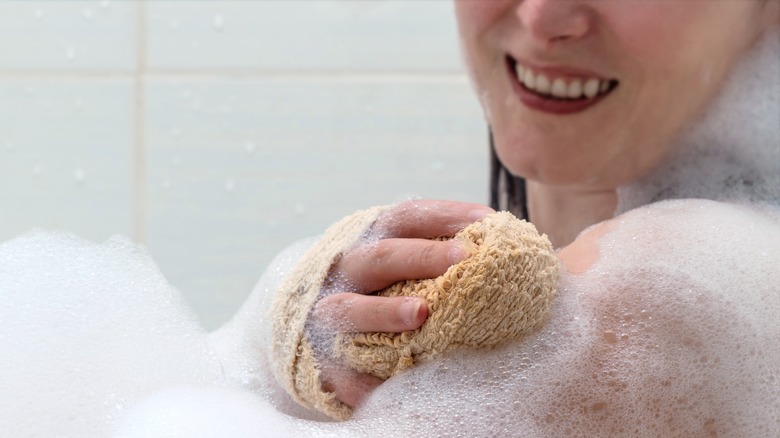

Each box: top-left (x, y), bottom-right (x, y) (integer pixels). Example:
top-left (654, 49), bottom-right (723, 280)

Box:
top-left (1, 205), bottom-right (778, 437)
top-left (0, 232), bottom-right (224, 437)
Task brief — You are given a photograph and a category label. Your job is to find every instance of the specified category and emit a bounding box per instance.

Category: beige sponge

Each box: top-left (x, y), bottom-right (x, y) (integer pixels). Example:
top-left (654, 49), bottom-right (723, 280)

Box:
top-left (270, 208), bottom-right (558, 421)
top-left (334, 211), bottom-right (559, 380)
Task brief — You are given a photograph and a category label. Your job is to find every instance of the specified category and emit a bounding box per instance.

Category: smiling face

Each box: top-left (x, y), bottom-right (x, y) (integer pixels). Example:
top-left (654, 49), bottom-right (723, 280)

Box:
top-left (455, 0), bottom-right (777, 188)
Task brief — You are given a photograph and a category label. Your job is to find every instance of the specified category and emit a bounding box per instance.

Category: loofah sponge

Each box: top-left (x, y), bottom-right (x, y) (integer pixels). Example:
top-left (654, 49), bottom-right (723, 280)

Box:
top-left (270, 208), bottom-right (558, 421)
top-left (334, 211), bottom-right (559, 380)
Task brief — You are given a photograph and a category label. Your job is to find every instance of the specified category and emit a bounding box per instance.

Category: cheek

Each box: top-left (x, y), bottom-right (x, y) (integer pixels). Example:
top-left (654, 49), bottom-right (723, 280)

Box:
top-left (598, 3), bottom-right (693, 62)
top-left (454, 0), bottom-right (512, 33)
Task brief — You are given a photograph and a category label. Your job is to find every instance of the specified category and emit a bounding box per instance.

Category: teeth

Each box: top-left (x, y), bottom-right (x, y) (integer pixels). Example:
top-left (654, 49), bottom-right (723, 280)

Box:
top-left (535, 74), bottom-right (551, 94)
top-left (523, 69), bottom-right (534, 89)
top-left (515, 64), bottom-right (525, 81)
top-left (583, 78), bottom-right (600, 98)
top-left (551, 79), bottom-right (567, 98)
top-left (566, 80), bottom-right (583, 99)
top-left (515, 63), bottom-right (614, 100)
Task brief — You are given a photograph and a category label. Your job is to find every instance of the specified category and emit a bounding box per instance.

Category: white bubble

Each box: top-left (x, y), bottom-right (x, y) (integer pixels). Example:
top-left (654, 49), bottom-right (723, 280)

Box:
top-left (225, 177), bottom-right (236, 192)
top-left (213, 14), bottom-right (225, 31)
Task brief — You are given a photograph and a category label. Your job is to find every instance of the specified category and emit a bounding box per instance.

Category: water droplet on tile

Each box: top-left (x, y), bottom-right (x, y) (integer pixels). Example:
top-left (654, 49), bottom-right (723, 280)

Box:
top-left (34, 7), bottom-right (43, 19)
top-left (294, 203), bottom-right (306, 214)
top-left (65, 46), bottom-right (76, 60)
top-left (162, 179), bottom-right (171, 190)
top-left (32, 163), bottom-right (42, 177)
top-left (431, 161), bottom-right (445, 172)
top-left (224, 177), bottom-right (236, 192)
top-left (245, 142), bottom-right (256, 155)
top-left (83, 8), bottom-right (93, 20)
top-left (74, 168), bottom-right (86, 183)
top-left (213, 14), bottom-right (225, 31)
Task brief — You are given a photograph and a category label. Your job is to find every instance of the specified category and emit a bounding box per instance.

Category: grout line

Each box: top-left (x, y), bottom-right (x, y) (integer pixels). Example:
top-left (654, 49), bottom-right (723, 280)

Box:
top-left (0, 70), bottom-right (468, 82)
top-left (143, 72), bottom-right (470, 83)
top-left (132, 0), bottom-right (147, 245)
top-left (0, 72), bottom-right (136, 80)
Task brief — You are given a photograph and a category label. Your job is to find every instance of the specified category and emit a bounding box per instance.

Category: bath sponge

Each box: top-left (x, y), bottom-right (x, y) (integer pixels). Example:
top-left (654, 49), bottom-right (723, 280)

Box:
top-left (270, 208), bottom-right (558, 421)
top-left (334, 211), bottom-right (559, 380)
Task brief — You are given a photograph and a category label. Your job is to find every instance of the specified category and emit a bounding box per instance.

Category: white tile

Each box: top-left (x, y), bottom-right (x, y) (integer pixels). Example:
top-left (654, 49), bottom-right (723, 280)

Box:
top-left (147, 0), bottom-right (464, 72)
top-left (0, 80), bottom-right (135, 243)
top-left (144, 77), bottom-right (487, 329)
top-left (0, 1), bottom-right (136, 71)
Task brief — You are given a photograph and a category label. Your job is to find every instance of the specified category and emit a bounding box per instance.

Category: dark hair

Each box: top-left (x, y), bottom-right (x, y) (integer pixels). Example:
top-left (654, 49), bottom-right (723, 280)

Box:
top-left (489, 127), bottom-right (529, 219)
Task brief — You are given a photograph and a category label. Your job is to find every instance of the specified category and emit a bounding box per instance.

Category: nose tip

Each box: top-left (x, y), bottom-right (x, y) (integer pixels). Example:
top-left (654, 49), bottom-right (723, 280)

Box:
top-left (516, 0), bottom-right (591, 46)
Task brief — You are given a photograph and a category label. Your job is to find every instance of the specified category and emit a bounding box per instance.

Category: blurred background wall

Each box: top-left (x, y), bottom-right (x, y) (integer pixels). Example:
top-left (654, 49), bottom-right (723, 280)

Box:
top-left (0, 1), bottom-right (487, 329)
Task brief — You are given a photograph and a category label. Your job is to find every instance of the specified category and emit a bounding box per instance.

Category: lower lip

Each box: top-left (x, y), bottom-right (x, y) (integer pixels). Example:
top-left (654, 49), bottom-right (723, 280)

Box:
top-left (508, 62), bottom-right (611, 115)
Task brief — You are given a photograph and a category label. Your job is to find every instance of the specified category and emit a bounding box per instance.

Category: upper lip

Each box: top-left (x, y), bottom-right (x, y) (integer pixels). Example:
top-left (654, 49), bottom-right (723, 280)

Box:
top-left (507, 55), bottom-right (616, 82)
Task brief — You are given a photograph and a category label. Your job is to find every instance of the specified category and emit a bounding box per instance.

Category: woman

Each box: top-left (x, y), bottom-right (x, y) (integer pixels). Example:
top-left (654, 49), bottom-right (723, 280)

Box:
top-left (223, 0), bottom-right (780, 434)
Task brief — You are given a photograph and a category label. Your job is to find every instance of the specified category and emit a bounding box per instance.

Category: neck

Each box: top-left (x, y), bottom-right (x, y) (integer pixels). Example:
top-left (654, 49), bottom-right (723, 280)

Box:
top-left (526, 181), bottom-right (617, 248)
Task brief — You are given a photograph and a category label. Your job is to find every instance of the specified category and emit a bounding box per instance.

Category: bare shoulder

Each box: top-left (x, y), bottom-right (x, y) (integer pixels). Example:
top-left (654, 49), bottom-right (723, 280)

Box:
top-left (560, 198), bottom-right (780, 277)
top-left (548, 199), bottom-right (780, 435)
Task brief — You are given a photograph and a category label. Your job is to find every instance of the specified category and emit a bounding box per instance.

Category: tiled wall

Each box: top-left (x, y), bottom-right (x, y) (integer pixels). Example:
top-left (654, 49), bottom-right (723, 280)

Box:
top-left (0, 1), bottom-right (488, 329)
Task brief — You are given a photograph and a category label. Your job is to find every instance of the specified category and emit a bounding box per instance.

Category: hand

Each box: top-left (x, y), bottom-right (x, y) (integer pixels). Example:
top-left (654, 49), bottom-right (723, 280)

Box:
top-left (310, 200), bottom-right (494, 408)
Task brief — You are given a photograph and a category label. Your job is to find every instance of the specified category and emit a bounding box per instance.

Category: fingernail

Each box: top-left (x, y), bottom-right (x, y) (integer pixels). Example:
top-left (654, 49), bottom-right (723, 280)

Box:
top-left (468, 207), bottom-right (494, 222)
top-left (398, 298), bottom-right (422, 326)
top-left (448, 244), bottom-right (469, 264)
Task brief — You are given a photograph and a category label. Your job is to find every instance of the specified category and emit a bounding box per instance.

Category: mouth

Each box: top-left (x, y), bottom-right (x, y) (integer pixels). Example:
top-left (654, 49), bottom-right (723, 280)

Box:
top-left (506, 56), bottom-right (619, 114)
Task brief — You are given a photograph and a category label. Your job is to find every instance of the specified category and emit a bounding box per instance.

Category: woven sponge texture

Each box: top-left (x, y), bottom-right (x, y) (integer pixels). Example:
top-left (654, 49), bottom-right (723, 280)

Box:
top-left (270, 205), bottom-right (390, 421)
top-left (335, 212), bottom-right (559, 380)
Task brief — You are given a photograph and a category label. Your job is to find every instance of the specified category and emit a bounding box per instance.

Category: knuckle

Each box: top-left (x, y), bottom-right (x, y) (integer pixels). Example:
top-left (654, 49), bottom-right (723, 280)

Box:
top-left (362, 241), bottom-right (393, 280)
top-left (368, 302), bottom-right (384, 326)
top-left (415, 241), bottom-right (439, 268)
top-left (366, 240), bottom-right (392, 262)
top-left (349, 299), bottom-right (381, 330)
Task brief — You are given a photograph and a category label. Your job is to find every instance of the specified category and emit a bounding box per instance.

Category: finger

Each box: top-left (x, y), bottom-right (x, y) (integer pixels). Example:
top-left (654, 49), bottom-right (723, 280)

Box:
top-left (314, 293), bottom-right (428, 332)
top-left (371, 200), bottom-right (494, 239)
top-left (336, 238), bottom-right (469, 292)
top-left (320, 362), bottom-right (383, 409)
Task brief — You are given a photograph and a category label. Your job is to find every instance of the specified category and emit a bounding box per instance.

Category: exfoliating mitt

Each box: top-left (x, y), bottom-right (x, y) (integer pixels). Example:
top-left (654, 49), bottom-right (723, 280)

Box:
top-left (270, 207), bottom-right (558, 421)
